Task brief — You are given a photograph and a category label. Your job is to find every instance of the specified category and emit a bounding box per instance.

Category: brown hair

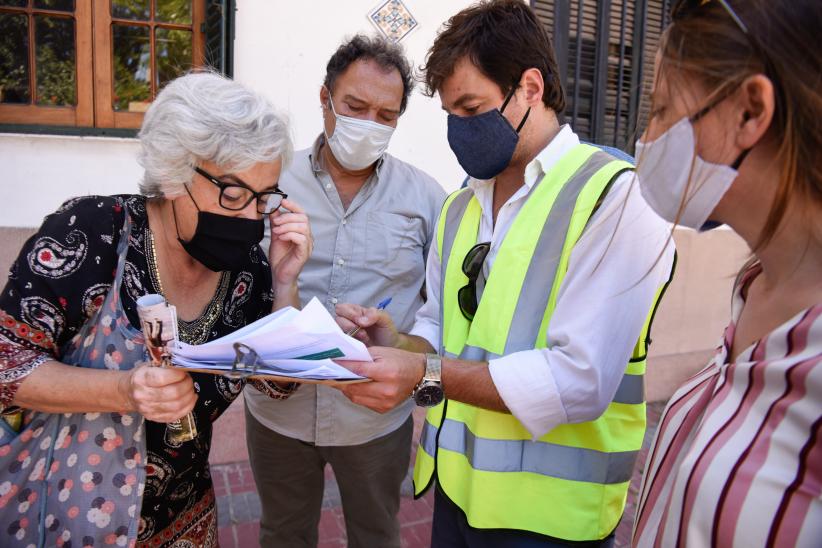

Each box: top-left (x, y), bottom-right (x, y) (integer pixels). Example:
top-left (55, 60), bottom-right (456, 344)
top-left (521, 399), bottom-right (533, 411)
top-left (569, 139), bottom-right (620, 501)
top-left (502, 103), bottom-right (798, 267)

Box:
top-left (659, 0), bottom-right (822, 249)
top-left (421, 0), bottom-right (566, 113)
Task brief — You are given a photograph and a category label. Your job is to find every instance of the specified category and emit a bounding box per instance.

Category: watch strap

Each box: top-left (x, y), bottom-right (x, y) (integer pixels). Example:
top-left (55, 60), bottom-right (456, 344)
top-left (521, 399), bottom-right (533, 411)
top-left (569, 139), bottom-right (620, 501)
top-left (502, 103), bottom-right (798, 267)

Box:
top-left (423, 353), bottom-right (442, 383)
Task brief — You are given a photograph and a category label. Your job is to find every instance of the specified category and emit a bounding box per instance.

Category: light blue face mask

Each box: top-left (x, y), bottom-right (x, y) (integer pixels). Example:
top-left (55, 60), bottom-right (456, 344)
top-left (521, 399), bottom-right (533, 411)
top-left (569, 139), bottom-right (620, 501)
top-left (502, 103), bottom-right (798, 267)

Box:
top-left (446, 86), bottom-right (530, 180)
top-left (324, 93), bottom-right (395, 171)
top-left (636, 91), bottom-right (751, 232)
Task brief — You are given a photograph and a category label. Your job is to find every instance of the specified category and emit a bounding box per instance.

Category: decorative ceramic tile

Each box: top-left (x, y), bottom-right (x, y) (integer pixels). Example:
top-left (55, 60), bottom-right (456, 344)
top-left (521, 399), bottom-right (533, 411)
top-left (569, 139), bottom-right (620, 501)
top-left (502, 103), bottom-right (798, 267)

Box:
top-left (368, 0), bottom-right (418, 43)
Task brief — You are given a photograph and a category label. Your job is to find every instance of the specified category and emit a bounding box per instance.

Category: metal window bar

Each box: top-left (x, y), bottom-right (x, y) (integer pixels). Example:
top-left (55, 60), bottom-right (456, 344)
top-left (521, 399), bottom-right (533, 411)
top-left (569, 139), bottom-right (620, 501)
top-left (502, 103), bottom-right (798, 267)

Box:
top-left (627, 0), bottom-right (648, 143)
top-left (532, 0), bottom-right (655, 152)
top-left (553, 0), bottom-right (570, 126)
top-left (613, 0), bottom-right (629, 144)
top-left (204, 0), bottom-right (234, 76)
top-left (571, 0), bottom-right (584, 126)
top-left (662, 0), bottom-right (671, 29)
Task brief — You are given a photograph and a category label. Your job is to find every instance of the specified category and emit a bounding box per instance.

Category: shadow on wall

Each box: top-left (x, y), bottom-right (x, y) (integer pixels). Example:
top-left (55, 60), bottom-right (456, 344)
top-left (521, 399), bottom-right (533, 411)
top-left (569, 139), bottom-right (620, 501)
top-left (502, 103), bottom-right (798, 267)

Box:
top-left (0, 228), bottom-right (36, 288)
top-left (0, 225), bottom-right (750, 402)
top-left (646, 227), bottom-right (750, 401)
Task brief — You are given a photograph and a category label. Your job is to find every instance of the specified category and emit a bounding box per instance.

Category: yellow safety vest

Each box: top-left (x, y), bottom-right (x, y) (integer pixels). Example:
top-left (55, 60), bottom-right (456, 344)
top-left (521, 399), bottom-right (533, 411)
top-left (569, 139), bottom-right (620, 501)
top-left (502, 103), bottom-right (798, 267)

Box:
top-left (413, 144), bottom-right (674, 542)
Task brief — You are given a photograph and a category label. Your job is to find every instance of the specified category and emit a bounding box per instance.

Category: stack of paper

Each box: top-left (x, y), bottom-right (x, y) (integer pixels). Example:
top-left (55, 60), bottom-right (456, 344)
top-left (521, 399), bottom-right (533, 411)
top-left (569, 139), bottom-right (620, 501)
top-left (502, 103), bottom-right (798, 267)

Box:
top-left (171, 298), bottom-right (370, 382)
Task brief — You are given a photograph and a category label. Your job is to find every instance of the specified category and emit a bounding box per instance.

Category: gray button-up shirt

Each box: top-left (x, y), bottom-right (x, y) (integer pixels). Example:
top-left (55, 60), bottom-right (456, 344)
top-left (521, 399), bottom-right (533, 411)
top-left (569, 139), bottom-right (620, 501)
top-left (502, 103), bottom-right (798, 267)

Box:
top-left (246, 135), bottom-right (446, 445)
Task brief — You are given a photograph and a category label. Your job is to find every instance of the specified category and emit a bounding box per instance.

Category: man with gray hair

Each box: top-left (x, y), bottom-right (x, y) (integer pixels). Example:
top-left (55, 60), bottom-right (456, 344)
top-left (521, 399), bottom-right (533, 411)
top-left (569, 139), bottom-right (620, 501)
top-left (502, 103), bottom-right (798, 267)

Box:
top-left (245, 35), bottom-right (445, 547)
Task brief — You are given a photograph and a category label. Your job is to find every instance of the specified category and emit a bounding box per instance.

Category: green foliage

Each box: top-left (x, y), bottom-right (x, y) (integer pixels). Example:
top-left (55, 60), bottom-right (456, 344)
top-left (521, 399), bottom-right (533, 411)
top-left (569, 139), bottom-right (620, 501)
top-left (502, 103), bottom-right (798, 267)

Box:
top-left (36, 45), bottom-right (76, 106)
top-left (113, 52), bottom-right (150, 111)
top-left (0, 13), bottom-right (29, 102)
top-left (35, 16), bottom-right (76, 105)
top-left (156, 28), bottom-right (193, 89)
top-left (157, 0), bottom-right (192, 24)
top-left (111, 0), bottom-right (150, 21)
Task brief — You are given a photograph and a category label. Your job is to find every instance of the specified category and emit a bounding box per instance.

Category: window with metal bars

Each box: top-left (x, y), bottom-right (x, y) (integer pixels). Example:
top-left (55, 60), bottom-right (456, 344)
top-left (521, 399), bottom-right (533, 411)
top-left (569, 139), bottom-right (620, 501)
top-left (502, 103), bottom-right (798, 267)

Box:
top-left (0, 0), bottom-right (234, 133)
top-left (532, 0), bottom-right (667, 152)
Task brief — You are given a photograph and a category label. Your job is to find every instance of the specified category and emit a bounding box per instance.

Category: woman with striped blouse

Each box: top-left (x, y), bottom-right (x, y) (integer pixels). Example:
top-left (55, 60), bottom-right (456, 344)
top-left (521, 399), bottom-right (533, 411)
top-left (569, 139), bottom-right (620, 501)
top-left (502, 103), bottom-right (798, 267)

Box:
top-left (631, 0), bottom-right (821, 546)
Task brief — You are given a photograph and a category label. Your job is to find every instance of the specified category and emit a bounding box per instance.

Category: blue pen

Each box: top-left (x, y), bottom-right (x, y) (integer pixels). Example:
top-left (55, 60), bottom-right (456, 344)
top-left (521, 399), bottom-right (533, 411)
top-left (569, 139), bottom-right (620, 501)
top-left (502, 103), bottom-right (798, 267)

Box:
top-left (347, 297), bottom-right (392, 337)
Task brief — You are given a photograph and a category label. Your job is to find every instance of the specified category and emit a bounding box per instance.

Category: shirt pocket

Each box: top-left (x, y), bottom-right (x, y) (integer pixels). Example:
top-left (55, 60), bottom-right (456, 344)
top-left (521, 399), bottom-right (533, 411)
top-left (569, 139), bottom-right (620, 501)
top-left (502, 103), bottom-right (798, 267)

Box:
top-left (365, 212), bottom-right (424, 283)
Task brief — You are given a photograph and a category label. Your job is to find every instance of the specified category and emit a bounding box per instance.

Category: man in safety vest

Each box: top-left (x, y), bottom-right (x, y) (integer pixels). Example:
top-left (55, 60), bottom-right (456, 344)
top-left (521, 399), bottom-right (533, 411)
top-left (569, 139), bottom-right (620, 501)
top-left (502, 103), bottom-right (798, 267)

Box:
top-left (335, 1), bottom-right (675, 545)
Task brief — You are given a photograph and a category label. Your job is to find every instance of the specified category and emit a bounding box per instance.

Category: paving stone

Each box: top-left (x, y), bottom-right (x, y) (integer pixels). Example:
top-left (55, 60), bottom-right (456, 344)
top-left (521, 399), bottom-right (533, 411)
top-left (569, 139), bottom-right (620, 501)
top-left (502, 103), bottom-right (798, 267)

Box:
top-left (401, 521), bottom-right (432, 547)
top-left (398, 497), bottom-right (432, 525)
top-left (318, 507), bottom-right (345, 543)
top-left (217, 524), bottom-right (235, 548)
top-left (399, 470), bottom-right (414, 497)
top-left (247, 491), bottom-right (262, 521)
top-left (234, 521), bottom-right (260, 547)
top-left (233, 492), bottom-right (261, 523)
top-left (215, 495), bottom-right (233, 528)
top-left (320, 475), bottom-right (342, 508)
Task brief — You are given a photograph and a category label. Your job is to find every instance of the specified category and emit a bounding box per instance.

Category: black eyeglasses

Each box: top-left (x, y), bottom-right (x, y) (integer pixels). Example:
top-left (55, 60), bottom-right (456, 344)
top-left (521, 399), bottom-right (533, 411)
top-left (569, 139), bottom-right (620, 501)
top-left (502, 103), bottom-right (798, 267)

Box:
top-left (457, 242), bottom-right (491, 321)
top-left (193, 166), bottom-right (288, 215)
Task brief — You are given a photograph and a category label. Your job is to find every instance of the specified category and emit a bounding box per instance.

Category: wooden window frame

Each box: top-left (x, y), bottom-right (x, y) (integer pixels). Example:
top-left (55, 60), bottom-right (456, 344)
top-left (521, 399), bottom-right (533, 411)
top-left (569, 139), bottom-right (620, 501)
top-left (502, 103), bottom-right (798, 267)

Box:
top-left (0, 0), bottom-right (207, 130)
top-left (93, 1), bottom-right (206, 129)
top-left (0, 0), bottom-right (93, 126)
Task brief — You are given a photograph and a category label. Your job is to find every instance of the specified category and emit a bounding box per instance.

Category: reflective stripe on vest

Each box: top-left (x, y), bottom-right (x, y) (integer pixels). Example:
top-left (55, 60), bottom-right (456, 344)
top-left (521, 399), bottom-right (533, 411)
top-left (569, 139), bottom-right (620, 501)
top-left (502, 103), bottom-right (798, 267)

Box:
top-left (413, 144), bottom-right (671, 541)
top-left (444, 347), bottom-right (645, 405)
top-left (419, 418), bottom-right (637, 484)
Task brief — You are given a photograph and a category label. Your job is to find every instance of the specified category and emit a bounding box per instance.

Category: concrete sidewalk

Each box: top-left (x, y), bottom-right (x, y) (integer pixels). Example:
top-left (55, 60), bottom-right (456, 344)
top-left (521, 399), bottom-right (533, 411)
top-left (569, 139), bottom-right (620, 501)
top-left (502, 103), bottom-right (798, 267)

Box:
top-left (210, 397), bottom-right (665, 547)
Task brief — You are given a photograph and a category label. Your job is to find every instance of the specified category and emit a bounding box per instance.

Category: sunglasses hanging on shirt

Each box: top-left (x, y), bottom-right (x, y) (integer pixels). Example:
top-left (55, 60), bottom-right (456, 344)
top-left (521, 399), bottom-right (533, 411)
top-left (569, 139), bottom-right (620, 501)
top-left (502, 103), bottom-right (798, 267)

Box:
top-left (457, 242), bottom-right (491, 321)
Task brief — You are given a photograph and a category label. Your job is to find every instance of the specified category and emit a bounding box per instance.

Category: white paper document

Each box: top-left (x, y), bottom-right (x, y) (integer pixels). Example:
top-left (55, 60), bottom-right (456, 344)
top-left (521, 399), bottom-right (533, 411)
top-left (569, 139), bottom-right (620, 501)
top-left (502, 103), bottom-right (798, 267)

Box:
top-left (171, 298), bottom-right (371, 381)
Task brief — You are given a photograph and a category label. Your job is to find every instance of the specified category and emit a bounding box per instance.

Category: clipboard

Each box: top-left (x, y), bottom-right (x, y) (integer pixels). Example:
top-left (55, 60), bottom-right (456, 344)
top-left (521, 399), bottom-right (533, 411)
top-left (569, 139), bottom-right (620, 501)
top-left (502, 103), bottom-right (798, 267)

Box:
top-left (170, 342), bottom-right (371, 386)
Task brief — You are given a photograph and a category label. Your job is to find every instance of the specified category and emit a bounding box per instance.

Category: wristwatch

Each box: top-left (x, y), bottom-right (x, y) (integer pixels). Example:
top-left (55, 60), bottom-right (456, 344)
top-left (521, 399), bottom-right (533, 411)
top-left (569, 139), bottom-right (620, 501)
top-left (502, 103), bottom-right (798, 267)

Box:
top-left (413, 353), bottom-right (444, 407)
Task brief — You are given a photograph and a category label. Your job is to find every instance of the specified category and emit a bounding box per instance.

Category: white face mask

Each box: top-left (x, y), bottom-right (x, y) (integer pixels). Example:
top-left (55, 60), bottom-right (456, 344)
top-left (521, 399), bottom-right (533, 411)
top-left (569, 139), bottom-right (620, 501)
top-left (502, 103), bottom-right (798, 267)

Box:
top-left (635, 116), bottom-right (743, 231)
top-left (324, 96), bottom-right (395, 171)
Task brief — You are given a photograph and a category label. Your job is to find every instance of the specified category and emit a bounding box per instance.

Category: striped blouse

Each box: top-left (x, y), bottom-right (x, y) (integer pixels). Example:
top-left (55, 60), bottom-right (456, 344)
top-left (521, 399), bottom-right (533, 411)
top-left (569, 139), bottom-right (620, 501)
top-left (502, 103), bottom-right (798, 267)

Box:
top-left (633, 265), bottom-right (822, 547)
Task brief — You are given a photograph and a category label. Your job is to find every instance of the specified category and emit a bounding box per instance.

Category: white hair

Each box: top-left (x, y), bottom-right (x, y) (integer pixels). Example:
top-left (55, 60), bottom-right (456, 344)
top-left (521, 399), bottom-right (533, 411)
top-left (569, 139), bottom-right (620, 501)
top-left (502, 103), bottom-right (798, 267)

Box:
top-left (137, 71), bottom-right (293, 197)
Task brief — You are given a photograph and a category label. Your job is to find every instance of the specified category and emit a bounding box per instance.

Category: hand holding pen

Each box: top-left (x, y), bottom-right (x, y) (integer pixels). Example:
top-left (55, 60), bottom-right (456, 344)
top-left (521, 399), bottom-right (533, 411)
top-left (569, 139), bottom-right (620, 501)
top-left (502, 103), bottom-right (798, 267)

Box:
top-left (346, 297), bottom-right (392, 337)
top-left (336, 297), bottom-right (398, 347)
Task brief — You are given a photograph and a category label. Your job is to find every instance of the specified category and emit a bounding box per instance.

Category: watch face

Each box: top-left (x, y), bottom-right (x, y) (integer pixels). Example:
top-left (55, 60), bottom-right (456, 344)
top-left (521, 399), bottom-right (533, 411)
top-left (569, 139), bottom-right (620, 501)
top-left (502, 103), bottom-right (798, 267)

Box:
top-left (414, 383), bottom-right (444, 407)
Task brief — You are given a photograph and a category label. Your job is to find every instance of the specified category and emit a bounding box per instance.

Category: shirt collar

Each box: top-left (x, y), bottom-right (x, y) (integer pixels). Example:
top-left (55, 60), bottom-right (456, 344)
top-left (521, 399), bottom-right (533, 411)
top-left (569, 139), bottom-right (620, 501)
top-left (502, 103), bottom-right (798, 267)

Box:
top-left (467, 124), bottom-right (580, 193)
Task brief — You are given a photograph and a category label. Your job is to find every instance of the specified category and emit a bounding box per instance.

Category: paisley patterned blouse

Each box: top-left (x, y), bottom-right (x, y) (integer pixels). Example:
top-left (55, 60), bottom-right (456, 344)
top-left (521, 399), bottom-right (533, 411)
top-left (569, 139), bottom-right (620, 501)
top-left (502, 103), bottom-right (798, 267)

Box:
top-left (0, 195), bottom-right (281, 546)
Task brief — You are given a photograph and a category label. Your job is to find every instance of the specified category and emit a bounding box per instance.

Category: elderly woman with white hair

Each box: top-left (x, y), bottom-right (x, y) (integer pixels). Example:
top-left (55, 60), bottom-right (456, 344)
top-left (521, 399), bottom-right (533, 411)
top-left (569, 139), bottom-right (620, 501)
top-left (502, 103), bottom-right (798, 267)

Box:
top-left (0, 72), bottom-right (311, 547)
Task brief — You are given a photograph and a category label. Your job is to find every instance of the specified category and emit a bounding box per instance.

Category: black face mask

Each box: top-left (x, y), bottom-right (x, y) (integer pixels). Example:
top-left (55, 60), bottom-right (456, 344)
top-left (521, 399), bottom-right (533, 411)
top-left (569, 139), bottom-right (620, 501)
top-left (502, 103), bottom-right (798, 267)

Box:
top-left (174, 186), bottom-right (265, 272)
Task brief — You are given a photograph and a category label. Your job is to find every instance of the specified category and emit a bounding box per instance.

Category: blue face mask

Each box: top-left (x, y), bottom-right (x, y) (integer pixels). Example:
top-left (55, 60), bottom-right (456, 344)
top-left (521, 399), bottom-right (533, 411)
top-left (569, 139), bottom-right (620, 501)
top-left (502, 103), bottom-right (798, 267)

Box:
top-left (447, 86), bottom-right (530, 180)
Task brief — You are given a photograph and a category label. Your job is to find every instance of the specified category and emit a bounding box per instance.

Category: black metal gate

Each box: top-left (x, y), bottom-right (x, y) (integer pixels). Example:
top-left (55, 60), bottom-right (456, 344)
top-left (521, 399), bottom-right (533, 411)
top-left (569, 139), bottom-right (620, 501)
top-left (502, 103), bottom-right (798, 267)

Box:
top-left (532, 0), bottom-right (670, 152)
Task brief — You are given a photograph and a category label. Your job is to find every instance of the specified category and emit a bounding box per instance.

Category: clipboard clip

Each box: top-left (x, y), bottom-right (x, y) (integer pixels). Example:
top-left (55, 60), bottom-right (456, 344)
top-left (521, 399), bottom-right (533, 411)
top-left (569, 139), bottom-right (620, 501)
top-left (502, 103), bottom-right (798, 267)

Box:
top-left (229, 342), bottom-right (261, 380)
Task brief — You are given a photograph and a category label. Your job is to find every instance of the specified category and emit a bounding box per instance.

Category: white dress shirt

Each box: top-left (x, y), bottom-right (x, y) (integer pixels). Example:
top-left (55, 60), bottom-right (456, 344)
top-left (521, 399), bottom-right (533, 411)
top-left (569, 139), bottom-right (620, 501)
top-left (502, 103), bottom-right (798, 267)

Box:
top-left (409, 125), bottom-right (675, 439)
